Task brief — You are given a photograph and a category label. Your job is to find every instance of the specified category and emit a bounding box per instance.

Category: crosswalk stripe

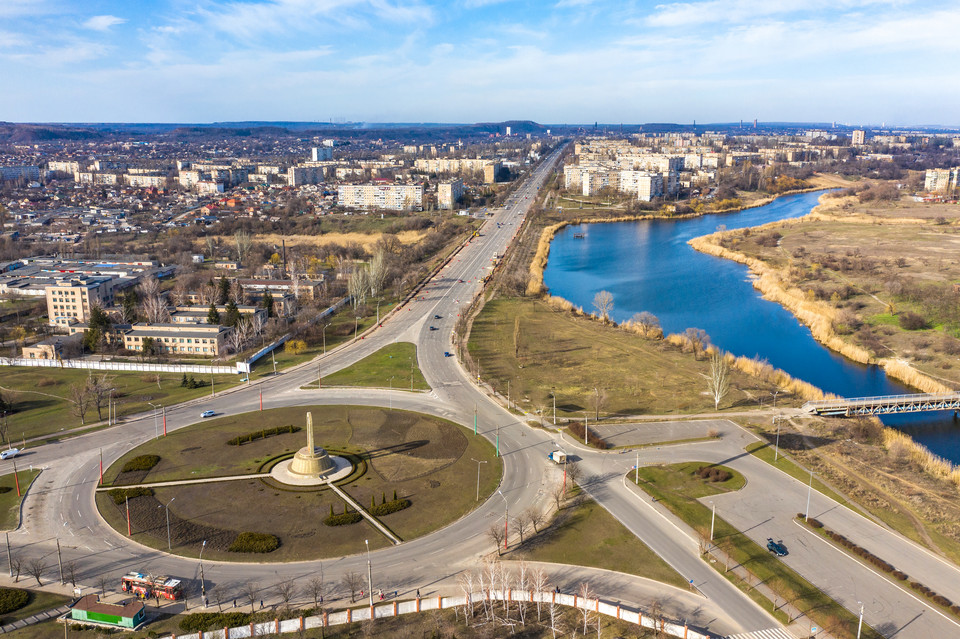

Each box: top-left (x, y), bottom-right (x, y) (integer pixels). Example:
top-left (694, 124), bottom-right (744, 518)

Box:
top-left (727, 628), bottom-right (795, 639)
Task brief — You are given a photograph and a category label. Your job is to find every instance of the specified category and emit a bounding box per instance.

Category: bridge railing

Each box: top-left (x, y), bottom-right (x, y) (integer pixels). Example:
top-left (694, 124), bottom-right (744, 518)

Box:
top-left (803, 392), bottom-right (960, 413)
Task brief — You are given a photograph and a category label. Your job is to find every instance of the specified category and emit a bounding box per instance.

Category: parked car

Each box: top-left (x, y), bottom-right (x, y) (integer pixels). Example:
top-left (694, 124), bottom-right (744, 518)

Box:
top-left (0, 448), bottom-right (20, 460)
top-left (766, 538), bottom-right (788, 556)
top-left (200, 410), bottom-right (216, 418)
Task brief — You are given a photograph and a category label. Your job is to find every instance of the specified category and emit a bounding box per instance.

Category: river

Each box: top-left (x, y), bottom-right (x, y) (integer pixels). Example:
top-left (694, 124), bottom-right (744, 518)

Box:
top-left (542, 191), bottom-right (960, 462)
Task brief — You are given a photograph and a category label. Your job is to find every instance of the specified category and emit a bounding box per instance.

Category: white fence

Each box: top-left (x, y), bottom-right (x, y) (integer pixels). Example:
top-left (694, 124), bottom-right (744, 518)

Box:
top-left (161, 591), bottom-right (715, 639)
top-left (0, 357), bottom-right (237, 375)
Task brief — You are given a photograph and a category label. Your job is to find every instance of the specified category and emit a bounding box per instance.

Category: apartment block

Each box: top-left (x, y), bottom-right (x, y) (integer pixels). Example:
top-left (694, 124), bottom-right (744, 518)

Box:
top-left (619, 170), bottom-right (664, 201)
top-left (46, 276), bottom-right (116, 327)
top-left (925, 167), bottom-right (960, 193)
top-left (311, 147), bottom-right (333, 162)
top-left (125, 174), bottom-right (166, 188)
top-left (438, 179), bottom-right (464, 209)
top-left (337, 184), bottom-right (423, 211)
top-left (852, 130), bottom-right (866, 146)
top-left (287, 165), bottom-right (325, 186)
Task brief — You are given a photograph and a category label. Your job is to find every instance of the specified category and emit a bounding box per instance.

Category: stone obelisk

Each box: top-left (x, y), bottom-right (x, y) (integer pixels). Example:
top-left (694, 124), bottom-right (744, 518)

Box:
top-left (289, 411), bottom-right (334, 477)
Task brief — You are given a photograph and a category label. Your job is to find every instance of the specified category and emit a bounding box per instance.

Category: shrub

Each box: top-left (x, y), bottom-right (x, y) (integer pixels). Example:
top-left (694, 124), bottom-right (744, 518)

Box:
top-left (371, 499), bottom-right (412, 517)
top-left (0, 588), bottom-right (30, 615)
top-left (695, 466), bottom-right (732, 482)
top-left (892, 570), bottom-right (908, 581)
top-left (227, 425), bottom-right (299, 446)
top-left (0, 487), bottom-right (11, 495)
top-left (285, 339), bottom-right (308, 355)
top-left (808, 518), bottom-right (824, 529)
top-left (122, 455), bottom-right (161, 472)
top-left (324, 512), bottom-right (363, 526)
top-left (899, 312), bottom-right (930, 331)
top-left (179, 612), bottom-right (250, 633)
top-left (228, 532), bottom-right (279, 553)
top-left (109, 487), bottom-right (154, 504)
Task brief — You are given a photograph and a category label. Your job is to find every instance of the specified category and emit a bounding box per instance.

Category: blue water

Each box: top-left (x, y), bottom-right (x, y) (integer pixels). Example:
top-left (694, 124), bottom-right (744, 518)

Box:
top-left (543, 191), bottom-right (960, 461)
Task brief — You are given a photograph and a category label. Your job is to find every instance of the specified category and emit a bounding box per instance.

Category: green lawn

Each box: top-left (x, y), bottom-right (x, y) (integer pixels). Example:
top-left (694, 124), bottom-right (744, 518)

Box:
top-left (467, 297), bottom-right (803, 419)
top-left (0, 589), bottom-right (71, 627)
top-left (309, 342), bottom-right (428, 390)
top-left (97, 405), bottom-right (502, 562)
top-left (632, 463), bottom-right (882, 639)
top-left (0, 469), bottom-right (40, 530)
top-left (514, 497), bottom-right (688, 590)
top-left (0, 367), bottom-right (238, 442)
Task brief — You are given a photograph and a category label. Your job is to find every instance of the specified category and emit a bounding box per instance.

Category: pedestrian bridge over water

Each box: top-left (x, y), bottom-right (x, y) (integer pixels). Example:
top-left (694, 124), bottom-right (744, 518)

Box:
top-left (802, 392), bottom-right (960, 417)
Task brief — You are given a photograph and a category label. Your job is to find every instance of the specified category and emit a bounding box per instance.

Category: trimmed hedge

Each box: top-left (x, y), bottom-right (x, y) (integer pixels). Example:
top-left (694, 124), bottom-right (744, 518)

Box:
top-left (371, 498), bottom-right (411, 517)
top-left (109, 487), bottom-right (154, 504)
top-left (228, 532), bottom-right (279, 554)
top-left (324, 512), bottom-right (363, 526)
top-left (122, 455), bottom-right (161, 472)
top-left (227, 425), bottom-right (300, 446)
top-left (180, 612), bottom-right (250, 632)
top-left (0, 588), bottom-right (30, 615)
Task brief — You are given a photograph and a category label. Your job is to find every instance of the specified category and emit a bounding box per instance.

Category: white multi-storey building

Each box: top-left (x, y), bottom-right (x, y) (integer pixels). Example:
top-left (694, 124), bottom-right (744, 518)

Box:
top-left (438, 179), bottom-right (464, 209)
top-left (338, 184), bottom-right (423, 211)
top-left (619, 170), bottom-right (664, 201)
top-left (925, 167), bottom-right (960, 193)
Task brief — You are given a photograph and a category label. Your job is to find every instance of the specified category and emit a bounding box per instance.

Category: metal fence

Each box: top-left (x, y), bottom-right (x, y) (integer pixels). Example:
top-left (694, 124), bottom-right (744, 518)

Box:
top-left (0, 357), bottom-right (236, 375)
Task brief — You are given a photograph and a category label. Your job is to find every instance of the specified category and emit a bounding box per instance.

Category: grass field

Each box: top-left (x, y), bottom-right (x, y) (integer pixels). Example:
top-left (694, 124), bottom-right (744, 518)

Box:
top-left (468, 298), bottom-right (800, 419)
top-left (0, 469), bottom-right (40, 530)
top-left (0, 367), bottom-right (238, 442)
top-left (98, 405), bottom-right (501, 562)
top-left (0, 589), bottom-right (71, 627)
top-left (633, 463), bottom-right (882, 639)
top-left (311, 342), bottom-right (428, 390)
top-left (514, 497), bottom-right (688, 589)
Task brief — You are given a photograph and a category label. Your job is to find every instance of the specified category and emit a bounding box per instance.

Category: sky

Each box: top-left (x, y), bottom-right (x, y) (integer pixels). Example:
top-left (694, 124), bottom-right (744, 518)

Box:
top-left (2, 0), bottom-right (958, 125)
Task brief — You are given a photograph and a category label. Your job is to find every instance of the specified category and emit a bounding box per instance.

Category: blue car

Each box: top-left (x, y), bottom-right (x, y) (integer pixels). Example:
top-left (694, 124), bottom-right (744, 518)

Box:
top-left (443, 352), bottom-right (453, 357)
top-left (766, 538), bottom-right (788, 556)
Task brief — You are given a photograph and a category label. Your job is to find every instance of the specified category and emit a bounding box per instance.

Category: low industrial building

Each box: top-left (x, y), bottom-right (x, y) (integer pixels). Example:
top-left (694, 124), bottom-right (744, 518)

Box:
top-left (69, 595), bottom-right (145, 629)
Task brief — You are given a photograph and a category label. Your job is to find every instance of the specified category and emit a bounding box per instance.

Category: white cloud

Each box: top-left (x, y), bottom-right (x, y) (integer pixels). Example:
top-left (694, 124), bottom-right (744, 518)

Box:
top-left (83, 15), bottom-right (126, 31)
top-left (646, 0), bottom-right (902, 27)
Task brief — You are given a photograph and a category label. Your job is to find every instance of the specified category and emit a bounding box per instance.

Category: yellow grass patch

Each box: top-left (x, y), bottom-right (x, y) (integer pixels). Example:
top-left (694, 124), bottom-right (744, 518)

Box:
top-left (212, 231), bottom-right (425, 251)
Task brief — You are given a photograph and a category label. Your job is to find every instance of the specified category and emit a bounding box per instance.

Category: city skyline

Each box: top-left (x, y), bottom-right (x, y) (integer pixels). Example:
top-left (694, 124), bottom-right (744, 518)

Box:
top-left (2, 0), bottom-right (959, 125)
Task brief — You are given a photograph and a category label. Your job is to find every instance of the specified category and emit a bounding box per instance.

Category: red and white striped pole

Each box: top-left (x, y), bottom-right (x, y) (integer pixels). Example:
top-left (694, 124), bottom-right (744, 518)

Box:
top-left (259, 388), bottom-right (263, 411)
top-left (126, 496), bottom-right (131, 536)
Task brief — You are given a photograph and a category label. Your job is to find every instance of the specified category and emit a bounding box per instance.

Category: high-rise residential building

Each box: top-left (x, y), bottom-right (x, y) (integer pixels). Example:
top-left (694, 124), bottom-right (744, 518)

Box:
top-left (311, 147), bottom-right (333, 162)
top-left (438, 179), bottom-right (464, 209)
top-left (619, 170), bottom-right (664, 201)
top-left (852, 130), bottom-right (866, 145)
top-left (925, 168), bottom-right (960, 193)
top-left (338, 184), bottom-right (423, 211)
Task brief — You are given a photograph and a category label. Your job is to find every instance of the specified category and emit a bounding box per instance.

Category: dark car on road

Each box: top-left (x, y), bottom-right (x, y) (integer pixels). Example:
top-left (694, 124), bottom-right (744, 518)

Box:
top-left (434, 314), bottom-right (442, 319)
top-left (766, 538), bottom-right (788, 556)
top-left (429, 326), bottom-right (438, 331)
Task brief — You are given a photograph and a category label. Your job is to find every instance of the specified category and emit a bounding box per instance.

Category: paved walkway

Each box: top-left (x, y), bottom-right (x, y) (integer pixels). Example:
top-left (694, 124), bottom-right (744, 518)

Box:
top-left (0, 604), bottom-right (72, 634)
top-left (93, 473), bottom-right (271, 491)
top-left (327, 482), bottom-right (402, 545)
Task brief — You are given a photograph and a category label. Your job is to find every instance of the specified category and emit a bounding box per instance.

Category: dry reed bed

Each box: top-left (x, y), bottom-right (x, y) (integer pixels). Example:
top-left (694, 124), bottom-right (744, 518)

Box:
top-left (883, 428), bottom-right (960, 488)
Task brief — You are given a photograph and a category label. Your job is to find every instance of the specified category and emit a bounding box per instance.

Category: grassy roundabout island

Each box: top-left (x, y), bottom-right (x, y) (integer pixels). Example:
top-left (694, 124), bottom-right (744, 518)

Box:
top-left (97, 405), bottom-right (502, 562)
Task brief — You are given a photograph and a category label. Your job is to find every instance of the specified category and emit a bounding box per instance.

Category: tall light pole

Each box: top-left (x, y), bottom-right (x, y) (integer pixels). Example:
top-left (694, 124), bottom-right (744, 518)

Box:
top-left (147, 402), bottom-right (159, 440)
top-left (199, 540), bottom-right (207, 607)
top-left (365, 539), bottom-right (373, 607)
top-left (774, 415), bottom-right (782, 462)
top-left (388, 377), bottom-right (395, 410)
top-left (552, 389), bottom-right (556, 426)
top-left (856, 601), bottom-right (864, 639)
top-left (709, 500), bottom-right (716, 544)
top-left (805, 467), bottom-right (813, 522)
top-left (497, 490), bottom-right (508, 551)
top-left (472, 458), bottom-right (487, 501)
top-left (322, 322), bottom-right (329, 354)
top-left (162, 497), bottom-right (176, 550)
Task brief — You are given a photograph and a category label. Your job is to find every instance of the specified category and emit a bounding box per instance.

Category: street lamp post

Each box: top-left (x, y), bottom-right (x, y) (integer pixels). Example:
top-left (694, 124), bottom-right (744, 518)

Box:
top-left (552, 390), bottom-right (556, 426)
top-left (147, 402), bottom-right (160, 440)
top-left (388, 377), bottom-right (394, 410)
top-left (709, 501), bottom-right (716, 544)
top-left (857, 601), bottom-right (864, 639)
top-left (162, 497), bottom-right (176, 550)
top-left (199, 540), bottom-right (207, 607)
top-left (497, 490), bottom-right (508, 551)
top-left (322, 322), bottom-right (329, 355)
top-left (472, 458), bottom-right (487, 501)
top-left (774, 415), bottom-right (782, 462)
top-left (805, 467), bottom-right (813, 522)
top-left (365, 539), bottom-right (373, 607)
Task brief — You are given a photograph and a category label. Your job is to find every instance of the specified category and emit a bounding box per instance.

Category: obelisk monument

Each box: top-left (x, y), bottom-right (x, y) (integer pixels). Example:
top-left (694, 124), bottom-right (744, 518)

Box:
top-left (289, 412), bottom-right (335, 477)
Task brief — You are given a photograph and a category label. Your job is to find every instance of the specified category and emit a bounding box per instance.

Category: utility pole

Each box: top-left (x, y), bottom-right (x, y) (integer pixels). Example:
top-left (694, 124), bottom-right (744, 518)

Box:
top-left (774, 415), bottom-right (781, 462)
top-left (365, 540), bottom-right (373, 608)
top-left (5, 533), bottom-right (11, 577)
top-left (805, 468), bottom-right (813, 522)
top-left (472, 458), bottom-right (487, 501)
top-left (56, 538), bottom-right (63, 584)
top-left (474, 404), bottom-right (477, 435)
top-left (710, 501), bottom-right (716, 543)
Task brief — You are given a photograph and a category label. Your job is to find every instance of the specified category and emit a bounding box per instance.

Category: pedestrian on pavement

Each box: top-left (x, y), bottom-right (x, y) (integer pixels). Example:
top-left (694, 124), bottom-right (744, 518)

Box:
top-left (260, 599), bottom-right (263, 609)
top-left (379, 589), bottom-right (383, 601)
top-left (233, 599), bottom-right (236, 608)
top-left (416, 589), bottom-right (420, 598)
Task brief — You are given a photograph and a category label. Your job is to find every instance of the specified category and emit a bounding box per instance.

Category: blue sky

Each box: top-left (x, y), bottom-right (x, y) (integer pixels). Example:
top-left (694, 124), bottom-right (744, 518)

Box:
top-left (2, 0), bottom-right (958, 125)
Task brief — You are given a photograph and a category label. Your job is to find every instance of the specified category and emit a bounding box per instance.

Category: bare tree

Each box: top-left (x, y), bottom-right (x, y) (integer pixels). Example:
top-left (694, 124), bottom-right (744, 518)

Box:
top-left (566, 461), bottom-right (583, 487)
top-left (525, 507), bottom-right (545, 534)
top-left (513, 512), bottom-right (530, 546)
top-left (234, 230), bottom-right (253, 264)
top-left (531, 567), bottom-right (548, 622)
top-left (88, 374), bottom-right (116, 421)
top-left (630, 311), bottom-right (661, 338)
top-left (592, 387), bottom-right (606, 422)
top-left (243, 581), bottom-right (259, 613)
top-left (97, 575), bottom-right (108, 597)
top-left (275, 581), bottom-right (298, 610)
top-left (515, 560), bottom-right (529, 625)
top-left (367, 249), bottom-right (388, 298)
top-left (68, 382), bottom-right (91, 425)
top-left (341, 572), bottom-right (364, 603)
top-left (27, 557), bottom-right (45, 586)
top-left (579, 582), bottom-right (595, 635)
top-left (488, 524), bottom-right (505, 556)
top-left (211, 586), bottom-right (223, 612)
top-left (306, 575), bottom-right (324, 611)
top-left (684, 327), bottom-right (710, 360)
top-left (551, 481), bottom-right (566, 511)
top-left (347, 268), bottom-right (367, 309)
top-left (707, 351), bottom-right (731, 410)
top-left (10, 555), bottom-right (21, 583)
top-left (65, 560), bottom-right (77, 588)
top-left (592, 290), bottom-right (614, 322)
top-left (140, 294), bottom-right (170, 324)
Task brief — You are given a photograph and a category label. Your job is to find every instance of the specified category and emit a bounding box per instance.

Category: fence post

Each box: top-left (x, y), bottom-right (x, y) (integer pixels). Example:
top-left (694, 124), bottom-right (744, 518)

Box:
top-left (438, 595), bottom-right (442, 609)
top-left (275, 618), bottom-right (279, 633)
top-left (346, 608), bottom-right (351, 623)
top-left (393, 601), bottom-right (397, 616)
top-left (300, 616), bottom-right (303, 630)
top-left (224, 627), bottom-right (229, 638)
top-left (323, 611), bottom-right (328, 627)
top-left (617, 604), bottom-right (621, 620)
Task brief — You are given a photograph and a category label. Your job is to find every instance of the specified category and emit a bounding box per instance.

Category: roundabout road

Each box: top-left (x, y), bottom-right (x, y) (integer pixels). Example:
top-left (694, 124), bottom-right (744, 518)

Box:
top-left (0, 144), bottom-right (838, 638)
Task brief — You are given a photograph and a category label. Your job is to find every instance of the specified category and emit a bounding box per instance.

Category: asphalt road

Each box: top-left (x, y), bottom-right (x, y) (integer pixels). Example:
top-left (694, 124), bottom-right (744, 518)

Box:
top-left (6, 144), bottom-right (960, 638)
